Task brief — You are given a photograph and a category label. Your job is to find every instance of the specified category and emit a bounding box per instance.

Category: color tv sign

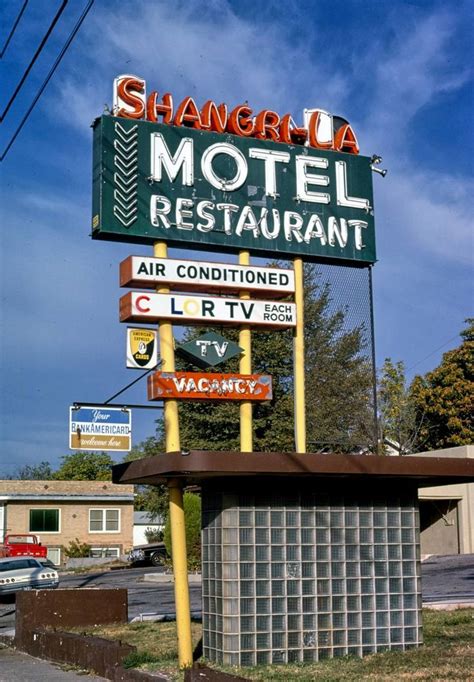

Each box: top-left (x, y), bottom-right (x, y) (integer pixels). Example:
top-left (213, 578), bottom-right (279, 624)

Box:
top-left (91, 75), bottom-right (375, 265)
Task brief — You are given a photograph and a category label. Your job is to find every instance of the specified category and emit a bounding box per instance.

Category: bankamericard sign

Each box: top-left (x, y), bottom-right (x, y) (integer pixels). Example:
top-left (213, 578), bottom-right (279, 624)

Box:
top-left (70, 406), bottom-right (131, 451)
top-left (92, 115), bottom-right (375, 265)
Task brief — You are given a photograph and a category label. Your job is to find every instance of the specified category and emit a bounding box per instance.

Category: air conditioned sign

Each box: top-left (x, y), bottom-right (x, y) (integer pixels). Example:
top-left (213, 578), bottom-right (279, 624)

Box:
top-left (120, 291), bottom-right (296, 328)
top-left (92, 116), bottom-right (375, 265)
top-left (120, 256), bottom-right (295, 297)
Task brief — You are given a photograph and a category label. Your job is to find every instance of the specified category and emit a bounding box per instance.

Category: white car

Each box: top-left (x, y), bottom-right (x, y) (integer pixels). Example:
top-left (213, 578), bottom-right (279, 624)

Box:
top-left (0, 556), bottom-right (59, 595)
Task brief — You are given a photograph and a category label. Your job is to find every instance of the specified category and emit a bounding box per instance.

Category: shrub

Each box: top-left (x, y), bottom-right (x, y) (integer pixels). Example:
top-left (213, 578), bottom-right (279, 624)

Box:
top-left (144, 527), bottom-right (163, 543)
top-left (63, 538), bottom-right (92, 558)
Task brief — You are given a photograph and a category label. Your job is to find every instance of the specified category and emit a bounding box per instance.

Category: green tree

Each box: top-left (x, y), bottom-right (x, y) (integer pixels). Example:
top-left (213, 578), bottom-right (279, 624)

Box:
top-left (53, 451), bottom-right (114, 480)
top-left (304, 269), bottom-right (374, 451)
top-left (378, 358), bottom-right (419, 454)
top-left (163, 492), bottom-right (201, 570)
top-left (173, 321), bottom-right (295, 452)
top-left (411, 319), bottom-right (474, 451)
top-left (171, 263), bottom-right (373, 452)
top-left (12, 461), bottom-right (54, 480)
top-left (123, 438), bottom-right (167, 519)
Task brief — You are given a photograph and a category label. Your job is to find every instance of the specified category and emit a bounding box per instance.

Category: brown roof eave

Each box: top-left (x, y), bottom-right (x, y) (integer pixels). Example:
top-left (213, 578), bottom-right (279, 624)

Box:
top-left (111, 451), bottom-right (474, 488)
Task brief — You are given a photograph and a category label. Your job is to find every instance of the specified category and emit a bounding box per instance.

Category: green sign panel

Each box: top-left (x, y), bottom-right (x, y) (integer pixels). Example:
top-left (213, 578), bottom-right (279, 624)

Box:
top-left (92, 115), bottom-right (375, 265)
top-left (176, 332), bottom-right (243, 369)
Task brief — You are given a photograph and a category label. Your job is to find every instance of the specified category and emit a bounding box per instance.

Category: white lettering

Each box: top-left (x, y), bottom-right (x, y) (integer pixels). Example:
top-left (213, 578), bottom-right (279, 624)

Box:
top-left (295, 156), bottom-right (330, 203)
top-left (284, 211), bottom-right (304, 243)
top-left (328, 217), bottom-right (348, 247)
top-left (335, 160), bottom-right (370, 210)
top-left (175, 197), bottom-right (194, 230)
top-left (150, 195), bottom-right (172, 228)
top-left (248, 148), bottom-right (290, 197)
top-left (196, 200), bottom-right (215, 232)
top-left (150, 133), bottom-right (193, 185)
top-left (201, 142), bottom-right (248, 191)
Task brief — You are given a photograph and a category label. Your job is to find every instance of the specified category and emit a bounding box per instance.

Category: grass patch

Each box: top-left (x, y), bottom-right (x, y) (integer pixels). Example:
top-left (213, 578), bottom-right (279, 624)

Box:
top-left (73, 620), bottom-right (202, 679)
top-left (72, 608), bottom-right (474, 680)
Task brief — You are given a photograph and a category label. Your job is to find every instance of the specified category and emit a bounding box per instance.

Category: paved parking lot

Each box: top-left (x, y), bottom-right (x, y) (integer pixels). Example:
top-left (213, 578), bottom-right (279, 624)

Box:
top-left (0, 645), bottom-right (107, 681)
top-left (1, 555), bottom-right (473, 637)
top-left (421, 554), bottom-right (474, 603)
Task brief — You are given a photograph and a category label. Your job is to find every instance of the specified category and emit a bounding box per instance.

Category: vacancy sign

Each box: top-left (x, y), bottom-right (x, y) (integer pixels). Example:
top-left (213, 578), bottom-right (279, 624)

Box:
top-left (70, 406), bottom-right (131, 451)
top-left (148, 372), bottom-right (273, 401)
top-left (120, 256), bottom-right (295, 297)
top-left (120, 292), bottom-right (296, 328)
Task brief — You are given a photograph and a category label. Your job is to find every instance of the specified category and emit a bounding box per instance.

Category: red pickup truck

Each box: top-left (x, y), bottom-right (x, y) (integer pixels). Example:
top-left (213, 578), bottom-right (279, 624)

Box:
top-left (0, 534), bottom-right (48, 559)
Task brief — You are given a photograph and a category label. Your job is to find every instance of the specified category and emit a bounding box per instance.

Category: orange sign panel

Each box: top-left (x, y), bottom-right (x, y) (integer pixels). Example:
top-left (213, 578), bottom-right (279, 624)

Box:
top-left (148, 372), bottom-right (272, 401)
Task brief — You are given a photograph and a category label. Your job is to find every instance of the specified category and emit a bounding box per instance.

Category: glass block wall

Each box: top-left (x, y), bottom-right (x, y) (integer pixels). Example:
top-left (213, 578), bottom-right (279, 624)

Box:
top-left (201, 481), bottom-right (422, 666)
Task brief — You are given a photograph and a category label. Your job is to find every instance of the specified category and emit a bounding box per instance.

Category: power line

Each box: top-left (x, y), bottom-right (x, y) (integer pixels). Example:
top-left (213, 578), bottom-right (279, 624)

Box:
top-left (104, 362), bottom-right (162, 405)
top-left (1, 0), bottom-right (68, 123)
top-left (406, 334), bottom-right (459, 373)
top-left (0, 0), bottom-right (29, 59)
top-left (0, 0), bottom-right (95, 162)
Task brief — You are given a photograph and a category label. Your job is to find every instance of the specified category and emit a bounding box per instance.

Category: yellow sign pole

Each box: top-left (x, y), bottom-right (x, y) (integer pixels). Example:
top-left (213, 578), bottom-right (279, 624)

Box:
top-left (153, 241), bottom-right (192, 668)
top-left (293, 257), bottom-right (306, 453)
top-left (168, 477), bottom-right (193, 668)
top-left (239, 250), bottom-right (253, 452)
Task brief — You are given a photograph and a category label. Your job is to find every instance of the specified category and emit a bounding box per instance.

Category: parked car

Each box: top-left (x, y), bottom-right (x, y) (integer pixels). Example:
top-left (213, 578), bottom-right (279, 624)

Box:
top-left (38, 558), bottom-right (59, 571)
top-left (127, 542), bottom-right (167, 567)
top-left (0, 556), bottom-right (59, 595)
top-left (0, 534), bottom-right (48, 559)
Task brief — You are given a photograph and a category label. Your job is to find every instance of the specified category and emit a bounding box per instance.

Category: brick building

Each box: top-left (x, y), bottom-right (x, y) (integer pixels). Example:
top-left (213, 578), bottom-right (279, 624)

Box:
top-left (0, 480), bottom-right (134, 565)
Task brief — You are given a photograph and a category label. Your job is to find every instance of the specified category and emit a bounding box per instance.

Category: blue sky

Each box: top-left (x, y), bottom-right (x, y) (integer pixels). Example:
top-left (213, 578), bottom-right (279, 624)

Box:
top-left (0, 0), bottom-right (472, 474)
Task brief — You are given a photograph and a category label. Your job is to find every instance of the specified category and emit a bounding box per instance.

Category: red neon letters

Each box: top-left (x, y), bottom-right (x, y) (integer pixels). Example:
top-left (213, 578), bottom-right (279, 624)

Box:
top-left (114, 75), bottom-right (359, 155)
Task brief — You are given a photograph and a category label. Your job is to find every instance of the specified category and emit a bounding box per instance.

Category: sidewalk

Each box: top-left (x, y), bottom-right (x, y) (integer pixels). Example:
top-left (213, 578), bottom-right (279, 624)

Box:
top-left (0, 644), bottom-right (106, 681)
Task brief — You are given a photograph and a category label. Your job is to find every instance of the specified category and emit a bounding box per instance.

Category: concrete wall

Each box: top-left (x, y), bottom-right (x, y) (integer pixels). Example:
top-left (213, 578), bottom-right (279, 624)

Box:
top-left (412, 446), bottom-right (474, 555)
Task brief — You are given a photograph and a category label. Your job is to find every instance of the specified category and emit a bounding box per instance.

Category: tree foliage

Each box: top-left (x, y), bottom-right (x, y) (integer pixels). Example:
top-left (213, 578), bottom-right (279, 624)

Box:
top-left (12, 461), bottom-right (54, 480)
top-left (123, 437), bottom-right (168, 519)
top-left (411, 319), bottom-right (474, 451)
top-left (304, 269), bottom-right (374, 450)
top-left (378, 358), bottom-right (419, 454)
top-left (166, 263), bottom-right (374, 453)
top-left (163, 492), bottom-right (201, 570)
top-left (53, 451), bottom-right (114, 481)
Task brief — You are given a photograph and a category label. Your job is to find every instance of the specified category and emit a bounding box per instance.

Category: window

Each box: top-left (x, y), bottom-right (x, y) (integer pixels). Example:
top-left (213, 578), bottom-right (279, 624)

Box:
top-left (0, 559), bottom-right (33, 572)
top-left (47, 548), bottom-right (61, 566)
top-left (90, 547), bottom-right (120, 558)
top-left (29, 509), bottom-right (60, 533)
top-left (89, 508), bottom-right (120, 533)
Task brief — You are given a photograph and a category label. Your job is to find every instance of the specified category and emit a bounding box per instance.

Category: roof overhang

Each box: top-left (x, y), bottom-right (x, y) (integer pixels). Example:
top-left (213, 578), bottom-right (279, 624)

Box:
top-left (0, 495), bottom-right (134, 503)
top-left (112, 451), bottom-right (474, 489)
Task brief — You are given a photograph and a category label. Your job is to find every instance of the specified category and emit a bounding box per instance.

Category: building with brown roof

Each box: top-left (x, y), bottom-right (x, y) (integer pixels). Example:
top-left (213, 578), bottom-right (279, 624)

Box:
top-left (0, 480), bottom-right (134, 565)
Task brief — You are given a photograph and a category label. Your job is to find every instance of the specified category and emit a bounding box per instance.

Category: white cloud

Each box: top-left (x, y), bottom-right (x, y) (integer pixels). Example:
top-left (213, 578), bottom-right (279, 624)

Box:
top-left (54, 0), bottom-right (350, 133)
top-left (375, 169), bottom-right (473, 265)
top-left (352, 7), bottom-right (469, 143)
top-left (43, 1), bottom-right (474, 274)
